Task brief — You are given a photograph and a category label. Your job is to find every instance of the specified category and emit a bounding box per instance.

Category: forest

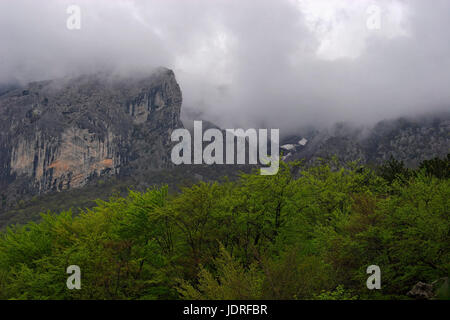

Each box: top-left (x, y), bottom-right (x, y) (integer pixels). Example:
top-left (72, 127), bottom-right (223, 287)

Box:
top-left (0, 156), bottom-right (448, 300)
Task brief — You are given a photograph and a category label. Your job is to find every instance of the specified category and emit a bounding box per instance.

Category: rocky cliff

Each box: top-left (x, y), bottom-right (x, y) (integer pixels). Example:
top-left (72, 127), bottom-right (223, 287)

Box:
top-left (1, 68), bottom-right (449, 221)
top-left (0, 68), bottom-right (183, 205)
top-left (281, 113), bottom-right (450, 166)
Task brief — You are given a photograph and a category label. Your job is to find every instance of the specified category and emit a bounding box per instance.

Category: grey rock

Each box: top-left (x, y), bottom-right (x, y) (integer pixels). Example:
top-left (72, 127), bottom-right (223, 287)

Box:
top-left (407, 282), bottom-right (435, 299)
top-left (0, 68), bottom-right (183, 206)
top-left (407, 277), bottom-right (450, 300)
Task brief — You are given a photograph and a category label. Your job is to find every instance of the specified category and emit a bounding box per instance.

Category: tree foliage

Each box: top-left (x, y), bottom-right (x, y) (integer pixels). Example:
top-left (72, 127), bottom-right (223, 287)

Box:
top-left (0, 156), bottom-right (448, 300)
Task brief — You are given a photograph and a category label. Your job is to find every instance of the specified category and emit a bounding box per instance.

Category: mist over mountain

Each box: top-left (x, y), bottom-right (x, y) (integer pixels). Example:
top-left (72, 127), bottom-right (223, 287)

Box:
top-left (0, 69), bottom-right (448, 223)
top-left (0, 0), bottom-right (449, 225)
top-left (1, 0), bottom-right (450, 132)
top-left (1, 1), bottom-right (450, 304)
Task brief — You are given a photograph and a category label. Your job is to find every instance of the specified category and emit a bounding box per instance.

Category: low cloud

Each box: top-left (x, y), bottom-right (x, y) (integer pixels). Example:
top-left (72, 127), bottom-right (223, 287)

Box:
top-left (1, 0), bottom-right (449, 132)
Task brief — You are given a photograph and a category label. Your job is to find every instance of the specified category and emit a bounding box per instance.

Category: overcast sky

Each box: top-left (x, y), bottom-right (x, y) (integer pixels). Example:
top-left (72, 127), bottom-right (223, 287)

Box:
top-left (1, 0), bottom-right (449, 131)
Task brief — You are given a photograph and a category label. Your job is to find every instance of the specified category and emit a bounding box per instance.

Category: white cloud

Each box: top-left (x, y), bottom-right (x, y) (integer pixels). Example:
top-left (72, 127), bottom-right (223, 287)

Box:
top-left (295, 0), bottom-right (411, 60)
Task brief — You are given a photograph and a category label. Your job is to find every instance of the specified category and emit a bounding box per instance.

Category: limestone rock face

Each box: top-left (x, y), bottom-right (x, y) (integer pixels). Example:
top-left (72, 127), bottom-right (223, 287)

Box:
top-left (0, 68), bottom-right (183, 200)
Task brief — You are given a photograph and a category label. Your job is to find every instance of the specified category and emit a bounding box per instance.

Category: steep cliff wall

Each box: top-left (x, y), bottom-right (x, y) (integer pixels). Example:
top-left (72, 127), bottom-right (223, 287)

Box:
top-left (0, 68), bottom-right (183, 203)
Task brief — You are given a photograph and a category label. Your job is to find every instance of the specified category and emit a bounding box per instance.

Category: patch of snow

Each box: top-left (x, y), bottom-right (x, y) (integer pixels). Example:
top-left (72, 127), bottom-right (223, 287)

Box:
top-left (298, 138), bottom-right (308, 146)
top-left (281, 144), bottom-right (296, 150)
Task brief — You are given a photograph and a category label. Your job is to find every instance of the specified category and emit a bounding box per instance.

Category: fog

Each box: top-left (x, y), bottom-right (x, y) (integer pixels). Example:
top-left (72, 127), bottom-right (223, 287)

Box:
top-left (1, 0), bottom-right (449, 132)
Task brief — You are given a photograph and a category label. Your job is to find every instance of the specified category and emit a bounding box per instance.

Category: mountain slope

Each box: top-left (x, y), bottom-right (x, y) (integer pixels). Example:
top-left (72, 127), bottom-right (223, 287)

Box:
top-left (280, 113), bottom-right (450, 166)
